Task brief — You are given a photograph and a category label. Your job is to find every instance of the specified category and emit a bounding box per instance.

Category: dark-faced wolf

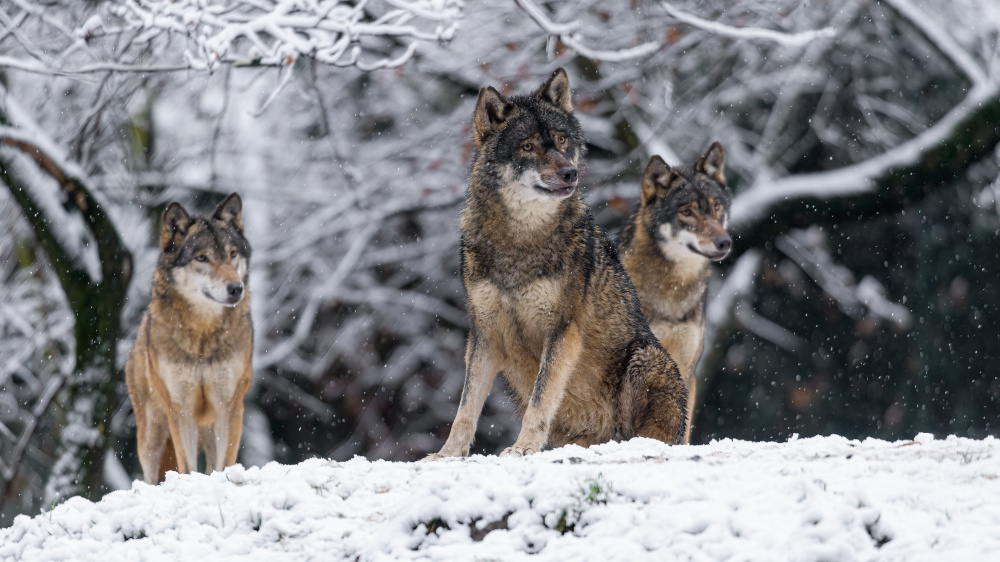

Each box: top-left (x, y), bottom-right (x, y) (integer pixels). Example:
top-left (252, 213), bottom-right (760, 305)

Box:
top-left (619, 145), bottom-right (732, 443)
top-left (427, 69), bottom-right (688, 458)
top-left (125, 193), bottom-right (253, 483)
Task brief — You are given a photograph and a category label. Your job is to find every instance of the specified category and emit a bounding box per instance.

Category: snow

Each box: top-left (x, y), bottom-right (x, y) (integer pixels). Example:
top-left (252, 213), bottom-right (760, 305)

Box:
top-left (3, 434), bottom-right (999, 561)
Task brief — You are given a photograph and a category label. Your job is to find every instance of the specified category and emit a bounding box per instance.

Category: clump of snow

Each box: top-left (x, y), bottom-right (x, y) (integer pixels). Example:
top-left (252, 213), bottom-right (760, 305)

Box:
top-left (2, 435), bottom-right (999, 561)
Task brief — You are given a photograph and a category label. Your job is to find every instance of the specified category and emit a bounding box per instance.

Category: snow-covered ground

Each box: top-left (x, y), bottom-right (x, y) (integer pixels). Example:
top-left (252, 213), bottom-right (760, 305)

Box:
top-left (2, 435), bottom-right (998, 561)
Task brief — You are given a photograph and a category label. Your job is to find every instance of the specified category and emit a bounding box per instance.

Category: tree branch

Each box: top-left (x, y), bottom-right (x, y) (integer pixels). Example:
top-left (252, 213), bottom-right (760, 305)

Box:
top-left (730, 82), bottom-right (1000, 249)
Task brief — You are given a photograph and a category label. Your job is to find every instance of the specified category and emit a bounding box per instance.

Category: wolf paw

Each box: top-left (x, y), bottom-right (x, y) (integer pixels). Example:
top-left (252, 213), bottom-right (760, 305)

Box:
top-left (422, 448), bottom-right (467, 461)
top-left (500, 445), bottom-right (537, 457)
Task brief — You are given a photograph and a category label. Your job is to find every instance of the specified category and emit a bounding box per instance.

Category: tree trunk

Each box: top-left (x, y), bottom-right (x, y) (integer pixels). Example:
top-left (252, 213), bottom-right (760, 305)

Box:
top-left (1, 94), bottom-right (132, 504)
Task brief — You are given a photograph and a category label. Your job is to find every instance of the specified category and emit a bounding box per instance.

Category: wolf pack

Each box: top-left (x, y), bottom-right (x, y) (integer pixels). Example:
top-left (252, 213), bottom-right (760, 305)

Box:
top-left (126, 68), bottom-right (733, 484)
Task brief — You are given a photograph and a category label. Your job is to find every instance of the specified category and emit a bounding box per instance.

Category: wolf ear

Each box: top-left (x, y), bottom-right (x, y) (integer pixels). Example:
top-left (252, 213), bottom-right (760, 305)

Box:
top-left (160, 202), bottom-right (191, 251)
top-left (535, 67), bottom-right (573, 113)
top-left (696, 142), bottom-right (726, 183)
top-left (473, 86), bottom-right (512, 148)
top-left (213, 192), bottom-right (243, 232)
top-left (641, 155), bottom-right (672, 206)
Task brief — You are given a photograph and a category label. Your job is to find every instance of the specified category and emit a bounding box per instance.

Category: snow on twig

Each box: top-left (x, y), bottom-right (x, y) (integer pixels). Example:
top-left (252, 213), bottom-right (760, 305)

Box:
top-left (516, 0), bottom-right (660, 62)
top-left (659, 2), bottom-right (836, 47)
top-left (103, 0), bottom-right (463, 71)
top-left (0, 56), bottom-right (191, 75)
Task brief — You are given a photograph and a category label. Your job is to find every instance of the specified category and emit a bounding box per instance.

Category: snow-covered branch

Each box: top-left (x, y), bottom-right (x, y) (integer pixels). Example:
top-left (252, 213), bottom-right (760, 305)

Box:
top-left (516, 0), bottom-right (660, 62)
top-left (730, 80), bottom-right (1000, 237)
top-left (882, 0), bottom-right (988, 88)
top-left (775, 229), bottom-right (912, 328)
top-left (659, 3), bottom-right (836, 47)
top-left (99, 0), bottom-right (463, 71)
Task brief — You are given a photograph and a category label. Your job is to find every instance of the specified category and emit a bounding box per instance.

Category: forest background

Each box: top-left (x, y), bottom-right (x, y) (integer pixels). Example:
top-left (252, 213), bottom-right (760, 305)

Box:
top-left (1, 0), bottom-right (998, 524)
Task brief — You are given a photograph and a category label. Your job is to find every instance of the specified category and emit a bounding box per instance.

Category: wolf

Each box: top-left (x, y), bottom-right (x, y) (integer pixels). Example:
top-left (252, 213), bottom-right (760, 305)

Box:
top-left (619, 145), bottom-right (733, 443)
top-left (427, 68), bottom-right (688, 459)
top-left (125, 193), bottom-right (253, 484)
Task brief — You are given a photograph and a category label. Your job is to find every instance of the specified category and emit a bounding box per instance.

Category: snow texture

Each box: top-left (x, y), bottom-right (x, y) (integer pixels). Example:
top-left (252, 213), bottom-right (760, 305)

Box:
top-left (3, 435), bottom-right (998, 561)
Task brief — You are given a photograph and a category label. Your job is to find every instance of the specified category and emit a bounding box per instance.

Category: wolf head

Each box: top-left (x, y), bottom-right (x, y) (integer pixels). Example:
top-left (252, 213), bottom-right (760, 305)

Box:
top-left (471, 68), bottom-right (586, 220)
top-left (157, 193), bottom-right (250, 308)
top-left (640, 143), bottom-right (733, 263)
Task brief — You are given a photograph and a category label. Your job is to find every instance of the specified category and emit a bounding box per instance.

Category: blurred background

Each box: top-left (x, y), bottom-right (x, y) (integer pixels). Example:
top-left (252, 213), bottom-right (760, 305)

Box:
top-left (1, 0), bottom-right (998, 524)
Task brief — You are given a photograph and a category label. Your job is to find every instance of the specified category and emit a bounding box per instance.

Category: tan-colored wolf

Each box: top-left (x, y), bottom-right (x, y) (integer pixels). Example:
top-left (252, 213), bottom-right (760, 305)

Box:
top-left (428, 69), bottom-right (687, 459)
top-left (619, 145), bottom-right (732, 443)
top-left (125, 193), bottom-right (253, 483)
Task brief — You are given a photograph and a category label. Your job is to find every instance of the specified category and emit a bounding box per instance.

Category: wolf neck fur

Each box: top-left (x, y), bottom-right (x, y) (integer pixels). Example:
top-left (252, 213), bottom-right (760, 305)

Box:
top-left (625, 220), bottom-right (710, 323)
top-left (462, 162), bottom-right (584, 243)
top-left (149, 272), bottom-right (250, 361)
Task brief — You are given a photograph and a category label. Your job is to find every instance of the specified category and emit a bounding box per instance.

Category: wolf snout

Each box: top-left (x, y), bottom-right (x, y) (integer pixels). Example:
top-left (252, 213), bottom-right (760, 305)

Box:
top-left (714, 236), bottom-right (732, 254)
top-left (226, 282), bottom-right (244, 303)
top-left (559, 166), bottom-right (578, 186)
top-left (711, 236), bottom-right (732, 260)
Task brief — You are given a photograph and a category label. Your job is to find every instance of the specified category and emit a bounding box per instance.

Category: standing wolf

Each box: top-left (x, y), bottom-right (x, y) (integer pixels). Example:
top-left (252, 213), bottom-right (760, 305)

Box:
top-left (126, 193), bottom-right (253, 484)
top-left (428, 69), bottom-right (687, 458)
top-left (619, 146), bottom-right (732, 443)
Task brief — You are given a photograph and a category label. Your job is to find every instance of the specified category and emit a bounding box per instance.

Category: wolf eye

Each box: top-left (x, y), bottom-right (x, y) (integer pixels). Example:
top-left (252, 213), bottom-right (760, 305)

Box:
top-left (681, 209), bottom-right (694, 217)
top-left (195, 255), bottom-right (208, 263)
top-left (521, 142), bottom-right (534, 152)
top-left (556, 134), bottom-right (567, 145)
top-left (230, 250), bottom-right (237, 259)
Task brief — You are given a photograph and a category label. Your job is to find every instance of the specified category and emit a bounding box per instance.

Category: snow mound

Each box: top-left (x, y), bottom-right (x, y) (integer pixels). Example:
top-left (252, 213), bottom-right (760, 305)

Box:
top-left (3, 435), bottom-right (999, 561)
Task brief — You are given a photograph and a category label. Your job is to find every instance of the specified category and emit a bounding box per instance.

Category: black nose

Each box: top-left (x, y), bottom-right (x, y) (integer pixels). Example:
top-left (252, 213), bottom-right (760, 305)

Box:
top-left (714, 236), bottom-right (732, 253)
top-left (226, 283), bottom-right (244, 298)
top-left (559, 167), bottom-right (578, 185)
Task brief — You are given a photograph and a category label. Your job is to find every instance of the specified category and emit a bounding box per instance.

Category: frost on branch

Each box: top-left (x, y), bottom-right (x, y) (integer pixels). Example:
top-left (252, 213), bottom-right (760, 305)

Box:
top-left (103, 0), bottom-right (464, 71)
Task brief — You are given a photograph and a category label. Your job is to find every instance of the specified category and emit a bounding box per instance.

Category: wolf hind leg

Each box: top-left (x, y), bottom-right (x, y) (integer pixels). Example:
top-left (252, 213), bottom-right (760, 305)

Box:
top-left (427, 326), bottom-right (499, 459)
top-left (627, 345), bottom-right (688, 445)
top-left (158, 436), bottom-right (178, 482)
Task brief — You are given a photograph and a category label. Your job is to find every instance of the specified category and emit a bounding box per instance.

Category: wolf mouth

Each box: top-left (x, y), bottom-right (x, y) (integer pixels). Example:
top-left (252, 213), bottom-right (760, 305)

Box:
top-left (203, 289), bottom-right (242, 307)
top-left (687, 244), bottom-right (730, 261)
top-left (534, 183), bottom-right (577, 198)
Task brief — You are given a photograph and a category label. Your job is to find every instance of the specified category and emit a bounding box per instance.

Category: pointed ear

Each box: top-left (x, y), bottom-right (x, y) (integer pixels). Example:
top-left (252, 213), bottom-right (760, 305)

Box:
top-left (535, 67), bottom-right (573, 113)
top-left (696, 142), bottom-right (726, 183)
top-left (160, 202), bottom-right (191, 251)
top-left (213, 192), bottom-right (243, 232)
top-left (640, 155), bottom-right (671, 206)
top-left (473, 86), bottom-right (512, 148)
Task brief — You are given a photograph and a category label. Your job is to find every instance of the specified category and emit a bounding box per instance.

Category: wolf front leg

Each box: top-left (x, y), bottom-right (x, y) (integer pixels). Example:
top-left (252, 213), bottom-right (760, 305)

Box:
top-left (427, 326), bottom-right (498, 459)
top-left (501, 322), bottom-right (583, 457)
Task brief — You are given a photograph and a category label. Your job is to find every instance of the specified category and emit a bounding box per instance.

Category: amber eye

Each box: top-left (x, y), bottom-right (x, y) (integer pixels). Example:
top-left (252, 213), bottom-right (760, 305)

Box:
top-left (230, 250), bottom-right (237, 259)
top-left (195, 255), bottom-right (208, 263)
top-left (681, 209), bottom-right (694, 217)
top-left (556, 134), bottom-right (567, 145)
top-left (713, 201), bottom-right (722, 211)
top-left (521, 142), bottom-right (534, 152)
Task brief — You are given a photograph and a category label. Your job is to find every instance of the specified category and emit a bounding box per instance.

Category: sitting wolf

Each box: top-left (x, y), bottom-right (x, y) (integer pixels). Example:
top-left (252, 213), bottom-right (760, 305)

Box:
top-left (619, 147), bottom-right (733, 443)
top-left (428, 69), bottom-right (687, 458)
